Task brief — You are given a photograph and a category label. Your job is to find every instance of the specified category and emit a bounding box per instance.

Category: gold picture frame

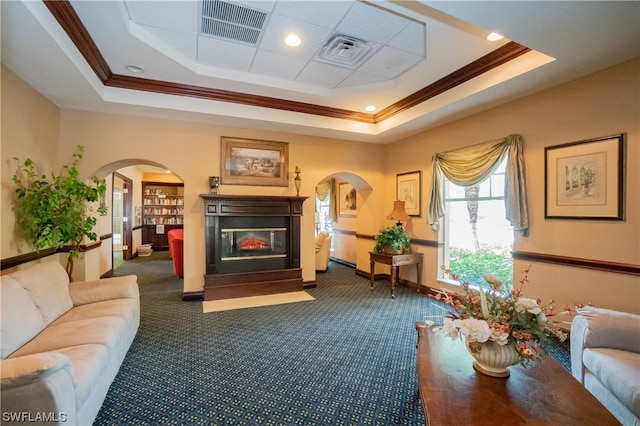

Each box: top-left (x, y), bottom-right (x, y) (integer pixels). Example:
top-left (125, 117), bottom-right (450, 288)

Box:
top-left (339, 183), bottom-right (357, 217)
top-left (220, 137), bottom-right (289, 187)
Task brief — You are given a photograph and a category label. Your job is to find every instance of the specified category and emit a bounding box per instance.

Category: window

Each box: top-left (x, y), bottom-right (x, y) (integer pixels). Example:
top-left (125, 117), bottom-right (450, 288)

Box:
top-left (315, 196), bottom-right (333, 235)
top-left (441, 160), bottom-right (513, 288)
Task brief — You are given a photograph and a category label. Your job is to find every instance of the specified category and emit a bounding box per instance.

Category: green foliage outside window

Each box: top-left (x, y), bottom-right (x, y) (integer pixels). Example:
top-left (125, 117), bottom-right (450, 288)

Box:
top-left (448, 245), bottom-right (513, 290)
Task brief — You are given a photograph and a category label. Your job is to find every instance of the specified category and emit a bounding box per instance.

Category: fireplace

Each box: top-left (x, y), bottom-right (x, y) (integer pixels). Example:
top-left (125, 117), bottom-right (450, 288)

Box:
top-left (200, 194), bottom-right (307, 300)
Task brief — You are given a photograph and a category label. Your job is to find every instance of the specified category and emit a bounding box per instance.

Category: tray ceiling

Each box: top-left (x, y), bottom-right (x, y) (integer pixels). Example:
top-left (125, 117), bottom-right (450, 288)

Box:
top-left (2, 1), bottom-right (638, 143)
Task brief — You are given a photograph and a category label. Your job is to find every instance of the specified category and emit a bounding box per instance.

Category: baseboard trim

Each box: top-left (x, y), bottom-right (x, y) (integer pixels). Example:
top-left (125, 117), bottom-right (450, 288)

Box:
top-left (182, 291), bottom-right (204, 301)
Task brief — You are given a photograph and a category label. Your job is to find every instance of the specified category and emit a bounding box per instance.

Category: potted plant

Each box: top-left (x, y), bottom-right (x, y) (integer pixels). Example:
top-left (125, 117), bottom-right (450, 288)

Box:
top-left (373, 225), bottom-right (411, 254)
top-left (12, 145), bottom-right (107, 279)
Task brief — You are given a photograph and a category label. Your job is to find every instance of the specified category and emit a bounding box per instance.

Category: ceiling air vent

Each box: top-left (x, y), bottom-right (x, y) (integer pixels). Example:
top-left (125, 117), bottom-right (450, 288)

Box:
top-left (315, 34), bottom-right (381, 70)
top-left (201, 0), bottom-right (268, 46)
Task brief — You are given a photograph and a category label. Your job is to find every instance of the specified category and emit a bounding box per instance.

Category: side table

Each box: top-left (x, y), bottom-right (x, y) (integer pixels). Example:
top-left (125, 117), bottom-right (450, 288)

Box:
top-left (369, 251), bottom-right (423, 298)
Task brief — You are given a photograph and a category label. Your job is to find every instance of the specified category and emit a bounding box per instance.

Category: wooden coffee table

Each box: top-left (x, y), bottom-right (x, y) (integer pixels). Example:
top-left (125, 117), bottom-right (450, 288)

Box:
top-left (415, 322), bottom-right (620, 425)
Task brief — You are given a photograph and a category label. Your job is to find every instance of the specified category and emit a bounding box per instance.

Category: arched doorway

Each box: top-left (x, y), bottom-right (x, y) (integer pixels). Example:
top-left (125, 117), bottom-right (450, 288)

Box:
top-left (92, 160), bottom-right (184, 276)
top-left (314, 172), bottom-right (373, 270)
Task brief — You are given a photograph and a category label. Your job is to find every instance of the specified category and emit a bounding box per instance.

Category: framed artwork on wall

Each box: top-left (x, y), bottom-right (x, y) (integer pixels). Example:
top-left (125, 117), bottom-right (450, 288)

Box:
top-left (396, 171), bottom-right (422, 217)
top-left (544, 134), bottom-right (624, 220)
top-left (339, 183), bottom-right (357, 217)
top-left (220, 137), bottom-right (289, 187)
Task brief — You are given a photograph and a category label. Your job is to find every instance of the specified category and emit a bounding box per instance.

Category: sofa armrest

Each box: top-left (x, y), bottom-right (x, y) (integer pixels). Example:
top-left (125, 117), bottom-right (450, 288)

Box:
top-left (69, 275), bottom-right (139, 306)
top-left (1, 354), bottom-right (77, 424)
top-left (570, 306), bottom-right (640, 383)
top-left (1, 353), bottom-right (74, 388)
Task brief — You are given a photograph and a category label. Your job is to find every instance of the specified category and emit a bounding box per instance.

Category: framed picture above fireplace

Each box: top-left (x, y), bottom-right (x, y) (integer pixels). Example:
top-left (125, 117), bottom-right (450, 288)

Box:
top-left (220, 137), bottom-right (289, 187)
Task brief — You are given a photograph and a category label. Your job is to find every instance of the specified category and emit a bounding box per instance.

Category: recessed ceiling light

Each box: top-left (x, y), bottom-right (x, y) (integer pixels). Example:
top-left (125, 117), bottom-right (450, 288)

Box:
top-left (125, 65), bottom-right (145, 74)
top-left (365, 105), bottom-right (377, 112)
top-left (284, 34), bottom-right (301, 47)
top-left (487, 32), bottom-right (504, 42)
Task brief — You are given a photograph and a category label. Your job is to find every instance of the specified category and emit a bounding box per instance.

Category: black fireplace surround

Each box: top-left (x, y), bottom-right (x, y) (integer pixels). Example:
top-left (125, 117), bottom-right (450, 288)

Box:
top-left (200, 194), bottom-right (307, 300)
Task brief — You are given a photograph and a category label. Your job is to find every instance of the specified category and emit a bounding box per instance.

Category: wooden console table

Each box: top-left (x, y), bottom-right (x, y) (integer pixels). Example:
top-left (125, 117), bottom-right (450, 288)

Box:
top-left (369, 251), bottom-right (423, 298)
top-left (415, 322), bottom-right (620, 425)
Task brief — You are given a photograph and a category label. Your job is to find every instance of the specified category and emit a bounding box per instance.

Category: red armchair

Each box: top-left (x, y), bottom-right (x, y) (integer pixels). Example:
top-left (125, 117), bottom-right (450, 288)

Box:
top-left (167, 229), bottom-right (183, 259)
top-left (168, 229), bottom-right (184, 277)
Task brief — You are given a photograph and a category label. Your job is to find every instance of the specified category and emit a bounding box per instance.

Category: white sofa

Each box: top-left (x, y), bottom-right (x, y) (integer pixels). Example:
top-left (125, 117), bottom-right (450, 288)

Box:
top-left (315, 232), bottom-right (331, 272)
top-left (571, 306), bottom-right (640, 426)
top-left (1, 261), bottom-right (140, 425)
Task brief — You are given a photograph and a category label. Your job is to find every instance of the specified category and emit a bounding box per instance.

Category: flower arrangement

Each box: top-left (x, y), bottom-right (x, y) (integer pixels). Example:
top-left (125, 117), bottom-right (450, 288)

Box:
top-left (431, 265), bottom-right (580, 367)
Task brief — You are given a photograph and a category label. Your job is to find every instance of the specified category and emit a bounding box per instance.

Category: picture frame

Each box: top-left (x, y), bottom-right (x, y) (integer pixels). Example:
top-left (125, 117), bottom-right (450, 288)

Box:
top-left (339, 183), bottom-right (357, 217)
top-left (396, 171), bottom-right (422, 217)
top-left (220, 137), bottom-right (289, 187)
top-left (134, 206), bottom-right (142, 227)
top-left (544, 134), bottom-right (624, 220)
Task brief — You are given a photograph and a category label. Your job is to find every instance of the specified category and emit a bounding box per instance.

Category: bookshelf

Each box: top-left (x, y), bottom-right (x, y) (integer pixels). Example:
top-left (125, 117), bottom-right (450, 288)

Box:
top-left (142, 182), bottom-right (184, 250)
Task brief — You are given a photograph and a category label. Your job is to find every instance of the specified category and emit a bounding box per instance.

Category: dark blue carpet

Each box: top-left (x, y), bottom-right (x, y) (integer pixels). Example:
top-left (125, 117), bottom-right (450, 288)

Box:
top-left (96, 253), bottom-right (569, 425)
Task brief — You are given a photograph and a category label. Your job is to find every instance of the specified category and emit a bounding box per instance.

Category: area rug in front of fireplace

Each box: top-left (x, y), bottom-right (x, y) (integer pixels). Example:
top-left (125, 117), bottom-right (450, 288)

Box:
top-left (202, 291), bottom-right (315, 313)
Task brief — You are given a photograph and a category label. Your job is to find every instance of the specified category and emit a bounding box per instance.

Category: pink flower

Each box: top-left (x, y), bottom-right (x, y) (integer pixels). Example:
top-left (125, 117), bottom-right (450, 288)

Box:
top-left (518, 344), bottom-right (536, 359)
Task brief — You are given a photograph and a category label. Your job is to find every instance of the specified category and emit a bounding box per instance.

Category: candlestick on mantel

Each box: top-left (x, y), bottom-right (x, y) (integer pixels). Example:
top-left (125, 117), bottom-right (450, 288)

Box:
top-left (294, 167), bottom-right (301, 196)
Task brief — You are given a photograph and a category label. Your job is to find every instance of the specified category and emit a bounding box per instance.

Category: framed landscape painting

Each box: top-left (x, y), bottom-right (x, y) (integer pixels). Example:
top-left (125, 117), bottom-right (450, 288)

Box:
top-left (220, 137), bottom-right (289, 187)
top-left (544, 134), bottom-right (624, 220)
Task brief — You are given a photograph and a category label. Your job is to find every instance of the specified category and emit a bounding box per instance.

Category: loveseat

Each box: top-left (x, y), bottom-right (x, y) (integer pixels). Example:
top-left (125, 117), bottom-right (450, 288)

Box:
top-left (1, 261), bottom-right (140, 425)
top-left (571, 306), bottom-right (640, 425)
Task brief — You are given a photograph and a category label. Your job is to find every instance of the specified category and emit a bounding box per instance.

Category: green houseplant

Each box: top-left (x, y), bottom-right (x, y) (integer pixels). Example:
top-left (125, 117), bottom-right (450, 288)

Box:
top-left (13, 145), bottom-right (107, 279)
top-left (373, 225), bottom-right (411, 254)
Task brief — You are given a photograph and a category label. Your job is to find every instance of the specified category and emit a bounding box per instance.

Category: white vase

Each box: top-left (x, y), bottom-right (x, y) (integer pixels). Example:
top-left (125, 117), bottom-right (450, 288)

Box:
top-left (465, 340), bottom-right (520, 378)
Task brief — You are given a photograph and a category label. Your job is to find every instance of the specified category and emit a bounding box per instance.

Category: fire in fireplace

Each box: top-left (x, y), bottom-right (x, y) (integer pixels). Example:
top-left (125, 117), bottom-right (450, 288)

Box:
top-left (220, 227), bottom-right (287, 261)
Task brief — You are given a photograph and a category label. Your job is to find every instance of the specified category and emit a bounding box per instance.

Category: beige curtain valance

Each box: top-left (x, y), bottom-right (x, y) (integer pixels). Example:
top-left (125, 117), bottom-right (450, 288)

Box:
top-left (315, 179), bottom-right (338, 222)
top-left (428, 134), bottom-right (529, 236)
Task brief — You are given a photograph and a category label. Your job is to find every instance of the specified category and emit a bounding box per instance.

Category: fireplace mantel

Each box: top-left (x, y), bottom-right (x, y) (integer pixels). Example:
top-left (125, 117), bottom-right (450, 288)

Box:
top-left (200, 194), bottom-right (308, 300)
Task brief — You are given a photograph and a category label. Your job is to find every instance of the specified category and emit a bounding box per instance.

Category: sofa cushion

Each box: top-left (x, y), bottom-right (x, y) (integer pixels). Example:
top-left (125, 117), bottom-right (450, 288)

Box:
top-left (8, 316), bottom-right (126, 358)
top-left (53, 299), bottom-right (138, 326)
top-left (68, 276), bottom-right (139, 306)
top-left (1, 276), bottom-right (45, 359)
top-left (55, 344), bottom-right (110, 410)
top-left (583, 347), bottom-right (640, 418)
top-left (10, 261), bottom-right (72, 326)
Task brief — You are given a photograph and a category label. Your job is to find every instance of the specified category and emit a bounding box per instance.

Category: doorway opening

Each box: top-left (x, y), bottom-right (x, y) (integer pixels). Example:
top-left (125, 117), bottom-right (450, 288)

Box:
top-left (112, 172), bottom-right (133, 270)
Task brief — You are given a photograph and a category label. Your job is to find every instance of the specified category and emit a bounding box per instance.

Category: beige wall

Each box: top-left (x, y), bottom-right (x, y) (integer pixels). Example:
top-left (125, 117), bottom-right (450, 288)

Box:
top-left (2, 59), bottom-right (638, 313)
top-left (384, 58), bottom-right (639, 314)
top-left (53, 109), bottom-right (385, 291)
top-left (1, 66), bottom-right (61, 259)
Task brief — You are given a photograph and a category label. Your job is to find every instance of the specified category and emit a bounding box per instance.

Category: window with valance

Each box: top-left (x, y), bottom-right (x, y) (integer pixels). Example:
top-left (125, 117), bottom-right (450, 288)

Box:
top-left (428, 134), bottom-right (529, 237)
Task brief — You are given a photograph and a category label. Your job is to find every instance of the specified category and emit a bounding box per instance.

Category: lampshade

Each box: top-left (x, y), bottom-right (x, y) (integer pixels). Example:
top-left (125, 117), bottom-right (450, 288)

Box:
top-left (386, 200), bottom-right (410, 226)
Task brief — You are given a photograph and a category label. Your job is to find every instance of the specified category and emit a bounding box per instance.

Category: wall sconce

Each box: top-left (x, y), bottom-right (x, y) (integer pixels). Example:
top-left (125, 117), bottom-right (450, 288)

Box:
top-left (386, 200), bottom-right (410, 227)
